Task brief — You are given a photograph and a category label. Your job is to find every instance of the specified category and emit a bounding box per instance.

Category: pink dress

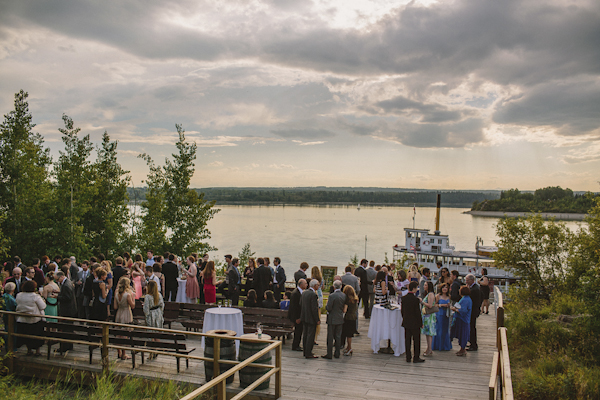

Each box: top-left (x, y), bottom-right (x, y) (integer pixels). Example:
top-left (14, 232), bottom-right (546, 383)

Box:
top-left (185, 264), bottom-right (200, 300)
top-left (133, 275), bottom-right (143, 299)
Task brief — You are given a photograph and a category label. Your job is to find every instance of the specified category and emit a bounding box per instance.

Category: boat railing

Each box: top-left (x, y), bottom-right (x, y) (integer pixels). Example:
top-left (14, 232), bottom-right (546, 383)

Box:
top-left (489, 285), bottom-right (513, 400)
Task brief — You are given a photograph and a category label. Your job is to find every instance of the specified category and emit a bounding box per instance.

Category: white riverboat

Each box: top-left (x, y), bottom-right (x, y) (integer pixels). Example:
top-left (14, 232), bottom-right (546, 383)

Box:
top-left (392, 196), bottom-right (515, 280)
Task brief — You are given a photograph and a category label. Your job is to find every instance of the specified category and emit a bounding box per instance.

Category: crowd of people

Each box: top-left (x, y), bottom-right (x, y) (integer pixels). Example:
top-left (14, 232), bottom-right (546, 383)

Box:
top-left (2, 252), bottom-right (489, 363)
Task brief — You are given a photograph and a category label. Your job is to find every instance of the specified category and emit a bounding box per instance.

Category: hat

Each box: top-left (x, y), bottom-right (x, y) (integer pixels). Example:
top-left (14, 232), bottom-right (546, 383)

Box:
top-left (224, 255), bottom-right (232, 259)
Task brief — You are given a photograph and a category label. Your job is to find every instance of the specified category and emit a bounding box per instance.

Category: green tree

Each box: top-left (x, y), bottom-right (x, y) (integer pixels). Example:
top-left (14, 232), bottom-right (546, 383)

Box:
top-left (85, 131), bottom-right (131, 257)
top-left (237, 243), bottom-right (255, 271)
top-left (0, 90), bottom-right (53, 261)
top-left (137, 124), bottom-right (218, 256)
top-left (50, 114), bottom-right (96, 259)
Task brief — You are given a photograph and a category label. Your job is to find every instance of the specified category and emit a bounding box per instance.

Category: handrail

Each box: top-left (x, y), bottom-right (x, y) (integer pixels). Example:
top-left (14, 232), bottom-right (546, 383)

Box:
top-left (0, 310), bottom-right (282, 399)
top-left (489, 286), bottom-right (513, 400)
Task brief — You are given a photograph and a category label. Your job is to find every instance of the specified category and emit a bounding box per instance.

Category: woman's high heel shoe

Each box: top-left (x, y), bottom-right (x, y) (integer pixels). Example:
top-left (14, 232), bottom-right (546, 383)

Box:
top-left (344, 349), bottom-right (353, 356)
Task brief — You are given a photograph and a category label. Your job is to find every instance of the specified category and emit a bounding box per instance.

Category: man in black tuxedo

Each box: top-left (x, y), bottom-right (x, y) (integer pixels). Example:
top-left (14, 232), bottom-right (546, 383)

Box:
top-left (450, 270), bottom-right (462, 303)
top-left (401, 281), bottom-right (425, 363)
top-left (294, 262), bottom-right (308, 287)
top-left (289, 278), bottom-right (306, 351)
top-left (5, 266), bottom-right (26, 295)
top-left (253, 258), bottom-right (271, 304)
top-left (227, 257), bottom-right (241, 306)
top-left (57, 270), bottom-right (78, 353)
top-left (466, 274), bottom-right (482, 351)
top-left (162, 254), bottom-right (179, 302)
top-left (300, 279), bottom-right (320, 359)
top-left (111, 257), bottom-right (126, 298)
top-left (354, 259), bottom-right (370, 318)
top-left (273, 257), bottom-right (286, 302)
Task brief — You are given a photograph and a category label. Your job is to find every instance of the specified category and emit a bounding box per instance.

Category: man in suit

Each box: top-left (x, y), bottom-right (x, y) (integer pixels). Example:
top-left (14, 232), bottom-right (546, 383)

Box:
top-left (300, 279), bottom-right (320, 359)
top-left (82, 263), bottom-right (98, 320)
top-left (112, 257), bottom-right (127, 291)
top-left (450, 270), bottom-right (462, 304)
top-left (6, 266), bottom-right (26, 295)
top-left (273, 257), bottom-right (286, 302)
top-left (227, 257), bottom-right (242, 306)
top-left (294, 262), bottom-right (309, 286)
top-left (162, 254), bottom-right (179, 302)
top-left (289, 278), bottom-right (306, 351)
top-left (76, 261), bottom-right (90, 318)
top-left (466, 274), bottom-right (482, 351)
top-left (31, 258), bottom-right (45, 289)
top-left (57, 270), bottom-right (78, 353)
top-left (401, 281), bottom-right (425, 363)
top-left (322, 280), bottom-right (346, 359)
top-left (354, 259), bottom-right (371, 318)
top-left (253, 258), bottom-right (271, 304)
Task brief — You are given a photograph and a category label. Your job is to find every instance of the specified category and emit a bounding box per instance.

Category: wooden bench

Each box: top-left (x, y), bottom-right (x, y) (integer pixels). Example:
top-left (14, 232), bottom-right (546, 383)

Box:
top-left (237, 307), bottom-right (294, 342)
top-left (130, 300), bottom-right (180, 329)
top-left (45, 322), bottom-right (102, 363)
top-left (179, 303), bottom-right (213, 332)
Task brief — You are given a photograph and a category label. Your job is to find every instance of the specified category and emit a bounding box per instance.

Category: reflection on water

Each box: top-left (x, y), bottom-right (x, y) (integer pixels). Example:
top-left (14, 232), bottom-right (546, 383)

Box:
top-left (205, 205), bottom-right (584, 277)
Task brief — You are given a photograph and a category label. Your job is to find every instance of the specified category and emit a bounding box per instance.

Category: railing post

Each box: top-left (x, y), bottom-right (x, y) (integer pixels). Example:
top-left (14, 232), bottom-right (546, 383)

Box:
top-left (7, 313), bottom-right (14, 374)
top-left (217, 379), bottom-right (226, 400)
top-left (497, 307), bottom-right (504, 350)
top-left (213, 336), bottom-right (221, 378)
top-left (275, 342), bottom-right (282, 398)
top-left (101, 324), bottom-right (110, 375)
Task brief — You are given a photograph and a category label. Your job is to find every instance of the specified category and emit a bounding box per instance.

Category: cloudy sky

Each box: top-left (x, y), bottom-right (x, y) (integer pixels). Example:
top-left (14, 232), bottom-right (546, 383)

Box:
top-left (1, 0), bottom-right (599, 190)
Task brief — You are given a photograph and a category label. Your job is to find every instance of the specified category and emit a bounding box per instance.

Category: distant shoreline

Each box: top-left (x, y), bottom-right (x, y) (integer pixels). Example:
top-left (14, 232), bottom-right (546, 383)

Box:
top-left (211, 202), bottom-right (473, 208)
top-left (464, 210), bottom-right (588, 221)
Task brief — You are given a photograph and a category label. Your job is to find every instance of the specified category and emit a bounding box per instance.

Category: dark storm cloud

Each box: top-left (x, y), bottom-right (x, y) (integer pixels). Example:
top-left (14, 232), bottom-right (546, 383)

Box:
top-left (375, 95), bottom-right (463, 123)
top-left (493, 80), bottom-right (600, 135)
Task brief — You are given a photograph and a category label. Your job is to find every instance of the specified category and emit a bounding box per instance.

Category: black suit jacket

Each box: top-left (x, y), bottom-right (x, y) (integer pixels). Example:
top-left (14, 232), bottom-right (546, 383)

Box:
top-left (354, 266), bottom-right (368, 293)
top-left (6, 277), bottom-right (27, 295)
top-left (293, 270), bottom-right (307, 286)
top-left (275, 266), bottom-right (286, 289)
top-left (401, 292), bottom-right (422, 330)
top-left (288, 288), bottom-right (302, 322)
top-left (300, 289), bottom-right (319, 325)
top-left (162, 262), bottom-right (179, 288)
top-left (470, 283), bottom-right (482, 319)
top-left (254, 265), bottom-right (271, 301)
top-left (450, 279), bottom-right (462, 302)
top-left (227, 266), bottom-right (241, 294)
top-left (112, 266), bottom-right (126, 288)
top-left (58, 278), bottom-right (78, 317)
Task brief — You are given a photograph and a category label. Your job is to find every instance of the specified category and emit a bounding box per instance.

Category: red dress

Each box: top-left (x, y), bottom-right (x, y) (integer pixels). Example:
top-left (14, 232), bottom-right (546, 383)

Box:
top-left (203, 272), bottom-right (216, 303)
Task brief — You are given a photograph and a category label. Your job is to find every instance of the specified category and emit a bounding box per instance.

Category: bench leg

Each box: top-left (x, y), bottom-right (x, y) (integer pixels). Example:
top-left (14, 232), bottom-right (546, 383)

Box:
top-left (47, 344), bottom-right (51, 360)
top-left (186, 358), bottom-right (189, 369)
top-left (176, 357), bottom-right (180, 373)
top-left (132, 352), bottom-right (136, 369)
top-left (89, 348), bottom-right (93, 365)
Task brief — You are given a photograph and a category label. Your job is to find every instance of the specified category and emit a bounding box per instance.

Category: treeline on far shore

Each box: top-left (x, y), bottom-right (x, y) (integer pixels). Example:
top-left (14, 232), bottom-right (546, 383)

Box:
top-left (471, 186), bottom-right (599, 214)
top-left (127, 187), bottom-right (500, 206)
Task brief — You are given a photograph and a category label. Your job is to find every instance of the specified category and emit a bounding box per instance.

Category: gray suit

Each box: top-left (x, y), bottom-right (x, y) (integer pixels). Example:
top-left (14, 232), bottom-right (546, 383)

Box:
top-left (341, 273), bottom-right (360, 295)
top-left (300, 288), bottom-right (319, 357)
top-left (325, 289), bottom-right (346, 358)
top-left (366, 267), bottom-right (377, 314)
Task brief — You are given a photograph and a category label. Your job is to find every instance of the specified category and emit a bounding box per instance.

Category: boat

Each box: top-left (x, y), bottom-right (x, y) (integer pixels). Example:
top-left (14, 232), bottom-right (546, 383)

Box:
top-left (392, 194), bottom-right (515, 281)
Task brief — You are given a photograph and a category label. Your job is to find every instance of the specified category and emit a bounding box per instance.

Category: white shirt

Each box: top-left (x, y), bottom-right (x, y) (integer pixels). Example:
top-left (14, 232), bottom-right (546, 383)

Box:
top-left (15, 292), bottom-right (46, 323)
top-left (150, 273), bottom-right (161, 291)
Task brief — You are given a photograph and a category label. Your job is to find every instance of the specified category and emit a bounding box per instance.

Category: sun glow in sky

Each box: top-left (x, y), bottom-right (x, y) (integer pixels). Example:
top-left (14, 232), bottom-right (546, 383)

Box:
top-left (1, 0), bottom-right (599, 190)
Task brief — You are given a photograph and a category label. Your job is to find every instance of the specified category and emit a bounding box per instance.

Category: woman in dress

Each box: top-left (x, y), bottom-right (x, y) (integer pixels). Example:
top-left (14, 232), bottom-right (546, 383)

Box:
top-left (373, 270), bottom-right (389, 306)
top-left (114, 277), bottom-right (135, 359)
top-left (436, 267), bottom-right (450, 290)
top-left (101, 261), bottom-right (113, 317)
top-left (396, 270), bottom-right (410, 300)
top-left (244, 258), bottom-right (256, 292)
top-left (184, 256), bottom-right (200, 303)
top-left (244, 289), bottom-right (258, 307)
top-left (42, 272), bottom-right (60, 323)
top-left (2, 282), bottom-right (17, 341)
top-left (201, 261), bottom-right (217, 304)
top-left (451, 285), bottom-right (472, 356)
top-left (123, 252), bottom-right (134, 269)
top-left (131, 261), bottom-right (145, 299)
top-left (91, 268), bottom-right (109, 321)
top-left (143, 280), bottom-right (164, 360)
top-left (15, 280), bottom-right (46, 356)
top-left (262, 290), bottom-right (279, 309)
top-left (432, 283), bottom-right (452, 351)
top-left (479, 268), bottom-right (490, 314)
top-left (311, 266), bottom-right (324, 345)
top-left (408, 264), bottom-right (421, 283)
top-left (421, 281), bottom-right (437, 357)
top-left (342, 285), bottom-right (358, 356)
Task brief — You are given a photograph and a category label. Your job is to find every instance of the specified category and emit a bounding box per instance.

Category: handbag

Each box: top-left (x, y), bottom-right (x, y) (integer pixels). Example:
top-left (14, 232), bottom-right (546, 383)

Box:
top-left (423, 304), bottom-right (439, 314)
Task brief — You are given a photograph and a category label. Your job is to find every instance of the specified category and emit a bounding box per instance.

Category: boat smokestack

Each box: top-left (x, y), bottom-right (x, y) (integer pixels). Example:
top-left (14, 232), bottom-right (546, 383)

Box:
top-left (435, 193), bottom-right (441, 235)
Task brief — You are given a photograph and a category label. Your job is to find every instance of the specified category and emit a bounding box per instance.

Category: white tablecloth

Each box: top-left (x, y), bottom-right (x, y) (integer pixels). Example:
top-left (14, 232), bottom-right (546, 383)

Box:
top-left (176, 278), bottom-right (193, 303)
top-left (201, 307), bottom-right (244, 353)
top-left (367, 304), bottom-right (405, 356)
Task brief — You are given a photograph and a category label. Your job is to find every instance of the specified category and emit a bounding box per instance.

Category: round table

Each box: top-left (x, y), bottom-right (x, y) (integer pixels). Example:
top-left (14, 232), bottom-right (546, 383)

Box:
top-left (367, 304), bottom-right (406, 356)
top-left (176, 278), bottom-right (193, 303)
top-left (201, 307), bottom-right (244, 353)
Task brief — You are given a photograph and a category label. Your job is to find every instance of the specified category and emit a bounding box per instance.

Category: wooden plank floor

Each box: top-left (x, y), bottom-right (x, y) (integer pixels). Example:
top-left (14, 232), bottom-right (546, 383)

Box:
top-left (9, 308), bottom-right (497, 400)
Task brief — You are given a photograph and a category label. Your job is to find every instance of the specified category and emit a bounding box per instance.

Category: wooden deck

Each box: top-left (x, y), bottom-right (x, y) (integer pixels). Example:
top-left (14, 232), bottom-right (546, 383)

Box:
top-left (8, 308), bottom-right (496, 400)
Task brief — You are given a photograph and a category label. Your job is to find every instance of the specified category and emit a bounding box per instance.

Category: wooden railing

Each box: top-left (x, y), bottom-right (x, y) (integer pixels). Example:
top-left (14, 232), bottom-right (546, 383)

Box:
top-left (0, 311), bottom-right (281, 400)
top-left (489, 286), bottom-right (513, 400)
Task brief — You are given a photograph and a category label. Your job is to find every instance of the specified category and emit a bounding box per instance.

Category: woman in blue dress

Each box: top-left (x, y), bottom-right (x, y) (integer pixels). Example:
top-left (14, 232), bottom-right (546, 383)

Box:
top-left (432, 283), bottom-right (452, 351)
top-left (451, 285), bottom-right (472, 356)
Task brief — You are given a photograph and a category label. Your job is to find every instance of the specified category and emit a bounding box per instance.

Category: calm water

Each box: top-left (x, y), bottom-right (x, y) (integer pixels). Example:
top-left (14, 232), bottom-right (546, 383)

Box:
top-left (205, 205), bottom-right (583, 277)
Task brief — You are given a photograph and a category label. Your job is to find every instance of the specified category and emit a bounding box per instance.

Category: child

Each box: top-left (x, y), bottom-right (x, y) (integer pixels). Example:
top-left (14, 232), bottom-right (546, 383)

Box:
top-left (279, 291), bottom-right (291, 311)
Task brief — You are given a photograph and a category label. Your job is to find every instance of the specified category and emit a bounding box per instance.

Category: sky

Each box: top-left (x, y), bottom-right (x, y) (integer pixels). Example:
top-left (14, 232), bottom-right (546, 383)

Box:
top-left (1, 0), bottom-right (599, 191)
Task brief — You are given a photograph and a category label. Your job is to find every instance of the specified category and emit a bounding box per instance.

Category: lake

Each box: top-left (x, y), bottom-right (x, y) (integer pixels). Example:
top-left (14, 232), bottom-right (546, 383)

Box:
top-left (204, 205), bottom-right (584, 277)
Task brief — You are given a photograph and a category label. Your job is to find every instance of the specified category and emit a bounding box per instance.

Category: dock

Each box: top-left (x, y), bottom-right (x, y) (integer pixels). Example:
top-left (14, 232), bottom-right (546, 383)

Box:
top-left (7, 309), bottom-right (496, 400)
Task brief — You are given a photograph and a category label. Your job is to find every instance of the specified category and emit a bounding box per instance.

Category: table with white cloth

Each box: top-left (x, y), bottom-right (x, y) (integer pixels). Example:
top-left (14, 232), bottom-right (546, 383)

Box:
top-left (201, 307), bottom-right (245, 354)
top-left (367, 304), bottom-right (406, 356)
top-left (176, 278), bottom-right (193, 303)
